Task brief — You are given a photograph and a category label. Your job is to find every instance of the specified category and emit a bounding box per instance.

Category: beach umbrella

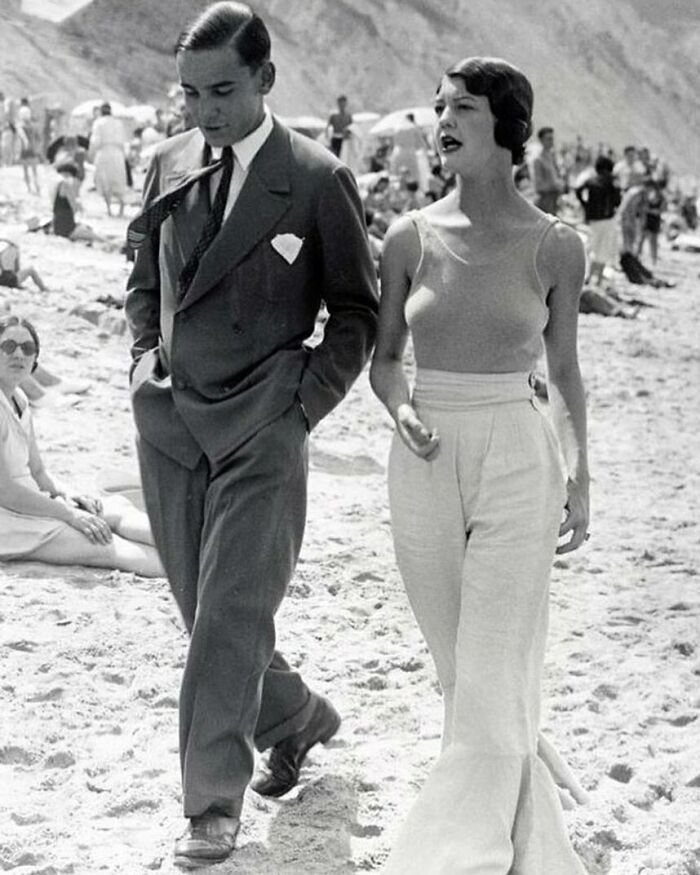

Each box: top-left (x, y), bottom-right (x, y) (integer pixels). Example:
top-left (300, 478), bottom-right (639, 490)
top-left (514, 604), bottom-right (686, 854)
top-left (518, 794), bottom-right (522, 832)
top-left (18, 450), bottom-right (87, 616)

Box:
top-left (352, 111), bottom-right (381, 124)
top-left (46, 133), bottom-right (89, 163)
top-left (124, 104), bottom-right (159, 126)
top-left (70, 99), bottom-right (128, 119)
top-left (277, 115), bottom-right (327, 135)
top-left (369, 106), bottom-right (435, 137)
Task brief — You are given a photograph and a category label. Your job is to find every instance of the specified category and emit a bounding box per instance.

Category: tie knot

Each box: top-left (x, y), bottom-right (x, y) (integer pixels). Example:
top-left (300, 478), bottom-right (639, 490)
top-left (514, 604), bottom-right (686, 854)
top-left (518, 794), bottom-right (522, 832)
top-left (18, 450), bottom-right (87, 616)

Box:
top-left (221, 145), bottom-right (234, 167)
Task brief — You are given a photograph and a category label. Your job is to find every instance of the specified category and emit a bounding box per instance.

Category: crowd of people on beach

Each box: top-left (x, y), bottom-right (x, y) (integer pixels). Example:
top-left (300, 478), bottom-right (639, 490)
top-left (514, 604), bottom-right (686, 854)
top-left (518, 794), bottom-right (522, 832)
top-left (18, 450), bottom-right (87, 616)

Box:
top-left (2, 78), bottom-right (698, 290)
top-left (0, 1), bottom-right (698, 870)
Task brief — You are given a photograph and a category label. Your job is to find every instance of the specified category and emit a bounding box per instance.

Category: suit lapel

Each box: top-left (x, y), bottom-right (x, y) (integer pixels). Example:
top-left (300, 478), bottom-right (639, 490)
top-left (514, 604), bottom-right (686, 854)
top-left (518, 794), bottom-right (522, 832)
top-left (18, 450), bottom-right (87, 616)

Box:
top-left (178, 121), bottom-right (292, 312)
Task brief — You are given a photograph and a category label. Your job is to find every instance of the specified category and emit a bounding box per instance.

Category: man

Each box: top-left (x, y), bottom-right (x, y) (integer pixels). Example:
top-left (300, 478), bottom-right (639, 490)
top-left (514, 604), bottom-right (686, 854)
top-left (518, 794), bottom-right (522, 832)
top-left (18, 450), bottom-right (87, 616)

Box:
top-left (531, 126), bottom-right (565, 214)
top-left (326, 94), bottom-right (353, 157)
top-left (613, 144), bottom-right (646, 192)
top-left (124, 2), bottom-right (378, 867)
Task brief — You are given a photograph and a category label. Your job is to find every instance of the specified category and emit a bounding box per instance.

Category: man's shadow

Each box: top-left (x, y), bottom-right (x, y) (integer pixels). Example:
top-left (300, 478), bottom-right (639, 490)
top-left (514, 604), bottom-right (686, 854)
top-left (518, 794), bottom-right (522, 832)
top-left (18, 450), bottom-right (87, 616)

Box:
top-left (217, 774), bottom-right (366, 873)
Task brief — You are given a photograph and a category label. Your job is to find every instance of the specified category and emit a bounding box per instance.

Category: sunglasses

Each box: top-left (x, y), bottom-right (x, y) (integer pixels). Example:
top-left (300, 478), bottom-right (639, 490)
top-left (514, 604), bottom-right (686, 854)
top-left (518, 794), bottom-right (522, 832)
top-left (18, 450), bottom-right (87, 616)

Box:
top-left (0, 339), bottom-right (38, 357)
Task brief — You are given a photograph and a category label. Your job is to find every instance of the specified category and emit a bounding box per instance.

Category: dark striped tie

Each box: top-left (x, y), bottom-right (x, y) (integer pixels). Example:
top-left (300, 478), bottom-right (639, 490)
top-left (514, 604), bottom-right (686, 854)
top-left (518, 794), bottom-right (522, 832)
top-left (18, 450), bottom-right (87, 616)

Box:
top-left (127, 146), bottom-right (235, 295)
top-left (178, 146), bottom-right (234, 295)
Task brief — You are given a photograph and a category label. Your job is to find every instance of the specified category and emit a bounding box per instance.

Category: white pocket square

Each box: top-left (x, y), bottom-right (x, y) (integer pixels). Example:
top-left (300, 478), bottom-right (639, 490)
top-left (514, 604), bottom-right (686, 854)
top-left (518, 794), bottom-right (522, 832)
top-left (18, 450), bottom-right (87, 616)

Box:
top-left (271, 233), bottom-right (304, 265)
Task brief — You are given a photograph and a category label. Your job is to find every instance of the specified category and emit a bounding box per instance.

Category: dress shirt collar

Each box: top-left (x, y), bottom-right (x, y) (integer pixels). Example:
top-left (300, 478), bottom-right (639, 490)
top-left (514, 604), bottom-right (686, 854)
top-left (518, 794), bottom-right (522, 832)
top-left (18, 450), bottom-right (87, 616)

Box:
top-left (209, 106), bottom-right (273, 170)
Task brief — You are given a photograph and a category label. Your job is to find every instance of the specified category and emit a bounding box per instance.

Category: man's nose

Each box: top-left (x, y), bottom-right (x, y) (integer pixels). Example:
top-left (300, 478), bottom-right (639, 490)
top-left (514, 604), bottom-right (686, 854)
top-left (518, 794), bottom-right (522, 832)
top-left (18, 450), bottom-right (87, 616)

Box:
top-left (195, 99), bottom-right (217, 123)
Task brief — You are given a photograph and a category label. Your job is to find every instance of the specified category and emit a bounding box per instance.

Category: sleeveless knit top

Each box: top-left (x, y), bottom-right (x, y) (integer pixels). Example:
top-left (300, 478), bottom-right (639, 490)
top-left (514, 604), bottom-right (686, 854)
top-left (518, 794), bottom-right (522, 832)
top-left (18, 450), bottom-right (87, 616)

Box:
top-left (405, 210), bottom-right (557, 373)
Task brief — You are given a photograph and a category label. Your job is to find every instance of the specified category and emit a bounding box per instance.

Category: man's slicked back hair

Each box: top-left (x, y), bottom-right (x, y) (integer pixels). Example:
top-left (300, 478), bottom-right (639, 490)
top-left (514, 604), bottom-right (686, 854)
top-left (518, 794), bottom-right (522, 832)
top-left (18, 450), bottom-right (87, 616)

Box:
top-left (175, 1), bottom-right (271, 69)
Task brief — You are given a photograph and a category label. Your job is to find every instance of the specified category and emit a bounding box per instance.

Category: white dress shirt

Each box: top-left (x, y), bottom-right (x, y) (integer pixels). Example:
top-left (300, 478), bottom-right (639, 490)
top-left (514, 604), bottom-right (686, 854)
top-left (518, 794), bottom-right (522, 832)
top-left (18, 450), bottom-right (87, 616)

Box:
top-left (210, 106), bottom-right (274, 220)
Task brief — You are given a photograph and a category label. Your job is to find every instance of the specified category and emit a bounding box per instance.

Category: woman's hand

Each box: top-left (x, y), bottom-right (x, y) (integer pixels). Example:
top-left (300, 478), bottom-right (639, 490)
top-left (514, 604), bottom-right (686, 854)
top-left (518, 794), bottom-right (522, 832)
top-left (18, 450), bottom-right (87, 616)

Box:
top-left (72, 494), bottom-right (104, 516)
top-left (395, 403), bottom-right (440, 460)
top-left (556, 476), bottom-right (590, 554)
top-left (67, 509), bottom-right (112, 545)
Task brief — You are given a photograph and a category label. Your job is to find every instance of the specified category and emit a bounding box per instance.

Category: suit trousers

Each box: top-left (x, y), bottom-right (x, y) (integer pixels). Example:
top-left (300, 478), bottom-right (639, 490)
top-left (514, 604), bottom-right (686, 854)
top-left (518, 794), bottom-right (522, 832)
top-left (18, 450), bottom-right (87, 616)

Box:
top-left (137, 402), bottom-right (316, 818)
top-left (384, 371), bottom-right (586, 874)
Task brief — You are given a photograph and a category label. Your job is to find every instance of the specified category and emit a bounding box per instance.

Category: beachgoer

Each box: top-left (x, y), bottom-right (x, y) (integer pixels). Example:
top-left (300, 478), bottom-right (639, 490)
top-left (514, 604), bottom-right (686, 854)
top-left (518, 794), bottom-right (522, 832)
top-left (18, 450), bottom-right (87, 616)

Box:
top-left (575, 155), bottom-right (622, 285)
top-left (89, 102), bottom-right (128, 216)
top-left (388, 112), bottom-right (430, 192)
top-left (124, 2), bottom-right (378, 866)
top-left (326, 94), bottom-right (353, 157)
top-left (0, 96), bottom-right (19, 167)
top-left (52, 135), bottom-right (87, 191)
top-left (531, 126), bottom-right (565, 214)
top-left (638, 179), bottom-right (665, 265)
top-left (48, 162), bottom-right (98, 242)
top-left (613, 145), bottom-right (646, 192)
top-left (17, 99), bottom-right (41, 195)
top-left (0, 315), bottom-right (162, 577)
top-left (618, 182), bottom-right (647, 255)
top-left (371, 56), bottom-right (589, 874)
top-left (0, 239), bottom-right (47, 292)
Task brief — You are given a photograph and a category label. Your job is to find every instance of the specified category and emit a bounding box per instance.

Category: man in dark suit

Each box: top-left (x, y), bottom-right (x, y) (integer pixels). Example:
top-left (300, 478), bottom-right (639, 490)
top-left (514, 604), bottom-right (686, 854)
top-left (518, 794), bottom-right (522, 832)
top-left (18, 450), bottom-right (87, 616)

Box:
top-left (124, 2), bottom-right (378, 867)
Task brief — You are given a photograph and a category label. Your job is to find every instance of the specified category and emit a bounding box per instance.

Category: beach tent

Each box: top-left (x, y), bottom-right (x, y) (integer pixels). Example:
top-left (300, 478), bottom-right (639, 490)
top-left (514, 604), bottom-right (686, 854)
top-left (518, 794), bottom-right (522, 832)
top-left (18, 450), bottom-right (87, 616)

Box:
top-left (123, 105), bottom-right (159, 127)
top-left (70, 99), bottom-right (128, 119)
top-left (21, 0), bottom-right (95, 23)
top-left (369, 107), bottom-right (435, 137)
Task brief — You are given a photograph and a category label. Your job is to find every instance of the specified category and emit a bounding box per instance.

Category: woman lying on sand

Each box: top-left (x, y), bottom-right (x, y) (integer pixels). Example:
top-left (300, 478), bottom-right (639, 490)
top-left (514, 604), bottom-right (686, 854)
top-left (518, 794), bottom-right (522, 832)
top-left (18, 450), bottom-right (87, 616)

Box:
top-left (0, 315), bottom-right (163, 577)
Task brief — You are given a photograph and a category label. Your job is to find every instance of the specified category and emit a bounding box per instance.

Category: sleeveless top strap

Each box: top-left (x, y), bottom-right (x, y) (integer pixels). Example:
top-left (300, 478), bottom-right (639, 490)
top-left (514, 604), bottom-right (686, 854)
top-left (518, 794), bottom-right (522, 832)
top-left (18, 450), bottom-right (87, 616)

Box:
top-left (532, 214), bottom-right (563, 294)
top-left (406, 210), bottom-right (431, 290)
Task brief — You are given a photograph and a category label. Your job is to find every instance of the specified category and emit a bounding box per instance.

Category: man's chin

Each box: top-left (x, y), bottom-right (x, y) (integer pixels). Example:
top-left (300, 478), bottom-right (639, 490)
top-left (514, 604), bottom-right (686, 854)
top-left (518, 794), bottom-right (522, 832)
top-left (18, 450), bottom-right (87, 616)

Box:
top-left (201, 128), bottom-right (233, 147)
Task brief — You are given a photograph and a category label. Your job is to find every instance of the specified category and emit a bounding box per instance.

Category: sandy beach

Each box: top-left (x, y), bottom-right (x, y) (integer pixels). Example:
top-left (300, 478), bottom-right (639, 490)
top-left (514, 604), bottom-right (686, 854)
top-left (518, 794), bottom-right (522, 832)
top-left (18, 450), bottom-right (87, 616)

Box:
top-left (1, 163), bottom-right (699, 874)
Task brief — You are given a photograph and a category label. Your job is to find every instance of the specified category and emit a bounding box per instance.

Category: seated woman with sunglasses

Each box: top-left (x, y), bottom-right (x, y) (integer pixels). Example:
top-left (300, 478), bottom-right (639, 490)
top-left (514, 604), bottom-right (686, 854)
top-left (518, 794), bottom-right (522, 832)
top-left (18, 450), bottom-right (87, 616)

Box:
top-left (0, 315), bottom-right (163, 577)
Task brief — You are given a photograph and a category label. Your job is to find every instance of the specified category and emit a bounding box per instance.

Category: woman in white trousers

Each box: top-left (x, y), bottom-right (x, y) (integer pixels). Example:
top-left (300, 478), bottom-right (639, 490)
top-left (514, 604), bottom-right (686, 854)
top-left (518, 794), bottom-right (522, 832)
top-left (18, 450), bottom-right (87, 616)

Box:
top-left (371, 57), bottom-right (590, 874)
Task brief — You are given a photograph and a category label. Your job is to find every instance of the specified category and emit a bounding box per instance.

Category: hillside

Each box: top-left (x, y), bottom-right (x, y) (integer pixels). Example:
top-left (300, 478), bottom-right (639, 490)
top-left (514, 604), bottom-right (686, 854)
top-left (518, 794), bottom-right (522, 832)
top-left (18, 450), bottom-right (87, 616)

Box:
top-left (2, 0), bottom-right (700, 173)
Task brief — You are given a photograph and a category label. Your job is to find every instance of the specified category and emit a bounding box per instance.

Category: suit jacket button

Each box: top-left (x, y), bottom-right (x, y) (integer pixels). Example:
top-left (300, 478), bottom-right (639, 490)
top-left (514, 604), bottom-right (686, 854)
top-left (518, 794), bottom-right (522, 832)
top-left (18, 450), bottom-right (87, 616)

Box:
top-left (232, 323), bottom-right (242, 334)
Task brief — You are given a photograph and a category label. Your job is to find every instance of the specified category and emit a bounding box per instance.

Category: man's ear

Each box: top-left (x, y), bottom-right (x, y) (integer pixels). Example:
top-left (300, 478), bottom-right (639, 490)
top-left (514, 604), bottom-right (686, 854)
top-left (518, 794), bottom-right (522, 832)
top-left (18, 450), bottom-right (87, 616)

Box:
top-left (259, 61), bottom-right (276, 94)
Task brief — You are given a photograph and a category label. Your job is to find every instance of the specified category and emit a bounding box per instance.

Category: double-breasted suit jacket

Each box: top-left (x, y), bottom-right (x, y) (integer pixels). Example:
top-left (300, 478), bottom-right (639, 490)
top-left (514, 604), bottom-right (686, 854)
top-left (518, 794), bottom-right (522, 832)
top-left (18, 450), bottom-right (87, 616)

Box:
top-left (126, 117), bottom-right (379, 465)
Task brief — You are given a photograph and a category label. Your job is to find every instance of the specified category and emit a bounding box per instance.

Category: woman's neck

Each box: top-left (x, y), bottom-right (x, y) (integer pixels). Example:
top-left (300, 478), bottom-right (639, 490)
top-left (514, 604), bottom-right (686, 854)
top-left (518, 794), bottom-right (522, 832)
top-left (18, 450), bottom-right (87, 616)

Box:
top-left (0, 381), bottom-right (17, 403)
top-left (454, 172), bottom-right (521, 225)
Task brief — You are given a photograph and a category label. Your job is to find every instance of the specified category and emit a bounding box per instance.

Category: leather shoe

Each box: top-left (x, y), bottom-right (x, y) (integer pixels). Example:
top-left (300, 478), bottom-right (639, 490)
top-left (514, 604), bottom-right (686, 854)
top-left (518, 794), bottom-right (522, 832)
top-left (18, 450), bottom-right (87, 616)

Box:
top-left (173, 814), bottom-right (239, 869)
top-left (251, 695), bottom-right (341, 797)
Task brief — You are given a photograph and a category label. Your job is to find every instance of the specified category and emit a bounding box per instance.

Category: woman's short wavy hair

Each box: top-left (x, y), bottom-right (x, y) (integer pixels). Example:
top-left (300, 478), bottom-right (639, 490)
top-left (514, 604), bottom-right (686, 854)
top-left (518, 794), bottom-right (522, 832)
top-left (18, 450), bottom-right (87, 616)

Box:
top-left (0, 314), bottom-right (40, 371)
top-left (443, 57), bottom-right (533, 165)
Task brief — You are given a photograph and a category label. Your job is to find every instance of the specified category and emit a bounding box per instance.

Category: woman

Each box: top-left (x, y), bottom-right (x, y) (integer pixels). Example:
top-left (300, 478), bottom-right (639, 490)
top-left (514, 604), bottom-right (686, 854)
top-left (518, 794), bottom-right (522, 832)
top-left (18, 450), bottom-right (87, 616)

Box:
top-left (370, 58), bottom-right (589, 873)
top-left (89, 102), bottom-right (127, 217)
top-left (637, 179), bottom-right (665, 265)
top-left (48, 162), bottom-right (98, 242)
top-left (575, 155), bottom-right (621, 286)
top-left (0, 315), bottom-right (162, 577)
top-left (17, 118), bottom-right (41, 196)
top-left (0, 239), bottom-right (47, 291)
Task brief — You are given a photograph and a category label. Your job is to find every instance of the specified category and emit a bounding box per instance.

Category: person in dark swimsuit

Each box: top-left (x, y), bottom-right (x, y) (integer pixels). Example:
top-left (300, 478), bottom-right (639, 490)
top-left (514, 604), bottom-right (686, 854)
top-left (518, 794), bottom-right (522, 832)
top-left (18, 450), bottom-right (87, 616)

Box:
top-left (52, 162), bottom-right (79, 238)
top-left (50, 162), bottom-right (97, 242)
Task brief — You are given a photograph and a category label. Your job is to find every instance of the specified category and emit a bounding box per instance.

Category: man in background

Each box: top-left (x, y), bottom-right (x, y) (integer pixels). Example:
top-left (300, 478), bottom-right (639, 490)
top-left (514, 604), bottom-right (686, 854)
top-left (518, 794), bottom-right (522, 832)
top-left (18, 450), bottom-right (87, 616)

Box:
top-left (531, 126), bottom-right (565, 214)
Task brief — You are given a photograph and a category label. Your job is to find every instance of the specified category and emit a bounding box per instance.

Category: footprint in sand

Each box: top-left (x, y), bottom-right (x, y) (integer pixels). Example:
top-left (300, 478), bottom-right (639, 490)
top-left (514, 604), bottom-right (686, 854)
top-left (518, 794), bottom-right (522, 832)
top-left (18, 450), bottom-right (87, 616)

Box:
top-left (4, 639), bottom-right (38, 652)
top-left (310, 447), bottom-right (384, 476)
top-left (44, 751), bottom-right (76, 769)
top-left (0, 745), bottom-right (36, 765)
top-left (27, 687), bottom-right (64, 703)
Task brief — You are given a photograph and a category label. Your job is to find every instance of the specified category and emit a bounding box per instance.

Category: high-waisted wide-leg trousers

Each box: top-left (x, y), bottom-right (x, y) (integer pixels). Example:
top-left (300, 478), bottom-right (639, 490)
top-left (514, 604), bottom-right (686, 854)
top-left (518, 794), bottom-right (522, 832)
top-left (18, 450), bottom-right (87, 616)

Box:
top-left (384, 371), bottom-right (586, 874)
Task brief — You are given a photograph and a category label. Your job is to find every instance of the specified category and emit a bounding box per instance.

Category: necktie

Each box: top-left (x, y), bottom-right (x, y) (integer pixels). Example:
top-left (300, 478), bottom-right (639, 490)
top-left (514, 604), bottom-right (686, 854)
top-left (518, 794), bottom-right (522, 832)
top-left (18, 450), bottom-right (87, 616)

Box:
top-left (127, 146), bottom-right (235, 296)
top-left (177, 146), bottom-right (234, 295)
